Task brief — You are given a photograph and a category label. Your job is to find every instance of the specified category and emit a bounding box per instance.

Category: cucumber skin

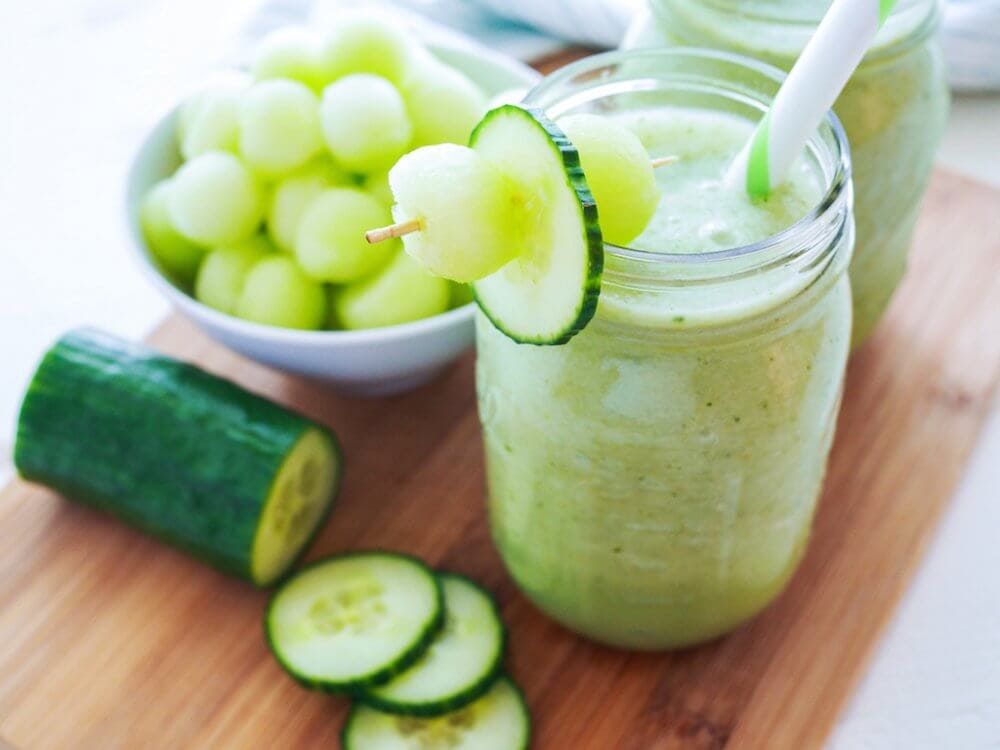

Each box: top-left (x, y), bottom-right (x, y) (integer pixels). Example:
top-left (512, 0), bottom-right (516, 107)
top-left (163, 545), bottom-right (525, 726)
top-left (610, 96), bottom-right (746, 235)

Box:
top-left (341, 675), bottom-right (532, 750)
top-left (264, 551), bottom-right (445, 694)
top-left (357, 572), bottom-right (507, 717)
top-left (470, 105), bottom-right (604, 347)
top-left (13, 328), bottom-right (341, 586)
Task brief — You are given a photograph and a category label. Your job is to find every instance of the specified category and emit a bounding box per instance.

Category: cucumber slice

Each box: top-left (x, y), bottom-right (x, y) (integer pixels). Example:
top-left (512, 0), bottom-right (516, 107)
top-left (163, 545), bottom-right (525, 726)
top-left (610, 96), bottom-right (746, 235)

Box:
top-left (470, 105), bottom-right (603, 346)
top-left (360, 573), bottom-right (505, 716)
top-left (14, 328), bottom-right (341, 587)
top-left (343, 676), bottom-right (530, 750)
top-left (265, 552), bottom-right (444, 691)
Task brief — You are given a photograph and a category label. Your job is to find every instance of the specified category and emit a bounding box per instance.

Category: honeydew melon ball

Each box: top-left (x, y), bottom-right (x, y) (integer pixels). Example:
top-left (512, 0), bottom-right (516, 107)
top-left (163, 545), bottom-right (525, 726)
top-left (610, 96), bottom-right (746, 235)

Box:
top-left (251, 26), bottom-right (326, 92)
top-left (319, 74), bottom-right (412, 173)
top-left (334, 250), bottom-right (449, 330)
top-left (139, 179), bottom-right (206, 283)
top-left (236, 255), bottom-right (326, 329)
top-left (295, 187), bottom-right (396, 282)
top-left (178, 73), bottom-right (251, 159)
top-left (267, 159), bottom-right (349, 252)
top-left (321, 13), bottom-right (415, 85)
top-left (167, 152), bottom-right (264, 246)
top-left (177, 72), bottom-right (251, 134)
top-left (400, 60), bottom-right (487, 147)
top-left (557, 113), bottom-right (659, 247)
top-left (389, 144), bottom-right (517, 283)
top-left (194, 234), bottom-right (273, 314)
top-left (238, 79), bottom-right (323, 177)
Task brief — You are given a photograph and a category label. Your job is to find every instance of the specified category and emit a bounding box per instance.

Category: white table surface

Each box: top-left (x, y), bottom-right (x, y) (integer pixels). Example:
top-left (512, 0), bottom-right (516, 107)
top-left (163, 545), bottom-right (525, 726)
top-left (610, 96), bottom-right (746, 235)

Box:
top-left (1, 2), bottom-right (998, 747)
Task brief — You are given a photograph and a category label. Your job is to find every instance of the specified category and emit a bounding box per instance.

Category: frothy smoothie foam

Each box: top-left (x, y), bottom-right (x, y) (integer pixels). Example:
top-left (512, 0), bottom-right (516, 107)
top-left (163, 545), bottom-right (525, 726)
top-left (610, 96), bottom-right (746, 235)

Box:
top-left (627, 109), bottom-right (820, 254)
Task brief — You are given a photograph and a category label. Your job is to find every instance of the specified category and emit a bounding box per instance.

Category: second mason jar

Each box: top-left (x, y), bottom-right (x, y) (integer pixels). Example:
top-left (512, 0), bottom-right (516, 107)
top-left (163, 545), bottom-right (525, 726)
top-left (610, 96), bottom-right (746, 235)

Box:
top-left (640, 0), bottom-right (949, 345)
top-left (477, 50), bottom-right (854, 650)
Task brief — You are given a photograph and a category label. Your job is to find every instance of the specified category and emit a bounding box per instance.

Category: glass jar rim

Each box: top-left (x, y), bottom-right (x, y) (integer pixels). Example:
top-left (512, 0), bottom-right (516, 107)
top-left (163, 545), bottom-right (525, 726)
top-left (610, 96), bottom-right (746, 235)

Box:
top-left (662, 0), bottom-right (933, 26)
top-left (650, 0), bottom-right (940, 62)
top-left (521, 47), bottom-right (852, 270)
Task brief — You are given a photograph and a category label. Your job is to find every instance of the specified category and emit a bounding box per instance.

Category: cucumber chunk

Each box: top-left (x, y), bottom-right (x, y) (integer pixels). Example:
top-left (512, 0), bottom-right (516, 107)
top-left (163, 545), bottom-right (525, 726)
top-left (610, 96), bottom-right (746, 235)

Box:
top-left (14, 328), bottom-right (340, 587)
top-left (471, 105), bottom-right (603, 346)
top-left (251, 428), bottom-right (340, 585)
top-left (266, 552), bottom-right (444, 691)
top-left (344, 677), bottom-right (530, 750)
top-left (360, 574), bottom-right (505, 716)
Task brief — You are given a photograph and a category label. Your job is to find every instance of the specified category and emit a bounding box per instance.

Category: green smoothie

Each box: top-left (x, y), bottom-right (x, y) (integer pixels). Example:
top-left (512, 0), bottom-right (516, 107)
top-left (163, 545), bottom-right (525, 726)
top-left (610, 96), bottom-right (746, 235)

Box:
top-left (477, 100), bottom-right (852, 649)
top-left (643, 0), bottom-right (949, 345)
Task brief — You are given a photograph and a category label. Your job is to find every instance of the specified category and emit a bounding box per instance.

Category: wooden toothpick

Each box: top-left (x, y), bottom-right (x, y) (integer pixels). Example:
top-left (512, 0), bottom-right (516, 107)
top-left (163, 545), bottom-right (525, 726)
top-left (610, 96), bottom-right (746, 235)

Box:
top-left (650, 155), bottom-right (679, 168)
top-left (365, 218), bottom-right (421, 244)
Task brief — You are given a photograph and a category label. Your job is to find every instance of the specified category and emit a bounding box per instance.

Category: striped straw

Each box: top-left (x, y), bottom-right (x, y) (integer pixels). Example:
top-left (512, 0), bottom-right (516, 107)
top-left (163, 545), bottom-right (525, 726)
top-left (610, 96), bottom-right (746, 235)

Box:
top-left (734, 0), bottom-right (899, 199)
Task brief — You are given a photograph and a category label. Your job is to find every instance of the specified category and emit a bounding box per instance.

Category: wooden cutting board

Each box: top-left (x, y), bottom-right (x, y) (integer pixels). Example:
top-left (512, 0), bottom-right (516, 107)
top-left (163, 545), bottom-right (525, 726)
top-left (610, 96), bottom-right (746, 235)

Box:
top-left (0, 168), bottom-right (998, 750)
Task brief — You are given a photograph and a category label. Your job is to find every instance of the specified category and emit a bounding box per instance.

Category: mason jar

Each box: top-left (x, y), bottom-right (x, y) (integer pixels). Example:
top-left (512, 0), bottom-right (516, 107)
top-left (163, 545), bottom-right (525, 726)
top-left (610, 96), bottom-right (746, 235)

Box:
top-left (641, 0), bottom-right (949, 345)
top-left (476, 49), bottom-right (854, 650)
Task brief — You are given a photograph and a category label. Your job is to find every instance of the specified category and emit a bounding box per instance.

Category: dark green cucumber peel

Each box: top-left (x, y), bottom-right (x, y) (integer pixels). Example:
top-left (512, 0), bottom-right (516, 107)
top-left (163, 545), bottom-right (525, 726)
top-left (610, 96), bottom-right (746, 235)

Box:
top-left (13, 328), bottom-right (341, 587)
top-left (357, 572), bottom-right (508, 717)
top-left (264, 551), bottom-right (445, 694)
top-left (341, 676), bottom-right (532, 750)
top-left (504, 677), bottom-right (533, 750)
top-left (470, 104), bottom-right (604, 346)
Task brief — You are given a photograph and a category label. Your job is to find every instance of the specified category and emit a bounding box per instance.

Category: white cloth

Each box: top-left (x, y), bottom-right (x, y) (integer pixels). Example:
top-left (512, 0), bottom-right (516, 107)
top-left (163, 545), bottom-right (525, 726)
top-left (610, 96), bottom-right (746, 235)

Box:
top-left (469, 0), bottom-right (639, 48)
top-left (242, 0), bottom-right (565, 62)
top-left (463, 0), bottom-right (1000, 91)
top-left (941, 0), bottom-right (1000, 91)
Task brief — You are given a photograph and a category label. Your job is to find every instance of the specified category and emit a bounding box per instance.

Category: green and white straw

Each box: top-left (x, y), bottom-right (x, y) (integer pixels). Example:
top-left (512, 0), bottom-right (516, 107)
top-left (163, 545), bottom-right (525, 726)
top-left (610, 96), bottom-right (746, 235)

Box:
top-left (734, 0), bottom-right (899, 199)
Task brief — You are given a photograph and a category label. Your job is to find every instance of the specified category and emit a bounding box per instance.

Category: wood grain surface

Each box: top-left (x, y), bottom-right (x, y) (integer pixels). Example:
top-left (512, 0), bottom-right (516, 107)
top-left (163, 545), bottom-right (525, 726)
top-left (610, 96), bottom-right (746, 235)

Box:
top-left (0, 170), bottom-right (997, 750)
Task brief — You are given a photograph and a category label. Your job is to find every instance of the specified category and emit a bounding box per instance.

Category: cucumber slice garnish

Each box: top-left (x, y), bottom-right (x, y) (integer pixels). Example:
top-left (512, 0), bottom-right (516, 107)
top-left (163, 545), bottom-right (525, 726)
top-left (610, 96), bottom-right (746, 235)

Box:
top-left (265, 552), bottom-right (443, 691)
top-left (359, 573), bottom-right (505, 716)
top-left (470, 105), bottom-right (604, 346)
top-left (343, 676), bottom-right (530, 750)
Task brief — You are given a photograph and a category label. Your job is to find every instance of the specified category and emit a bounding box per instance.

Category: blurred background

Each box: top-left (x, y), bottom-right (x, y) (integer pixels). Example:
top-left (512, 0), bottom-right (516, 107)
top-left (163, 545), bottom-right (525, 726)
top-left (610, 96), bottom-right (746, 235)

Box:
top-left (0, 0), bottom-right (997, 747)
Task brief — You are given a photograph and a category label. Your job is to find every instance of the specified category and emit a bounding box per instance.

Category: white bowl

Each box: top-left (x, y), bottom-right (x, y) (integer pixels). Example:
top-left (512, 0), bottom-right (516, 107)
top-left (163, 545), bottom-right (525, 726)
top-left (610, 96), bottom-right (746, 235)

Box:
top-left (125, 40), bottom-right (538, 396)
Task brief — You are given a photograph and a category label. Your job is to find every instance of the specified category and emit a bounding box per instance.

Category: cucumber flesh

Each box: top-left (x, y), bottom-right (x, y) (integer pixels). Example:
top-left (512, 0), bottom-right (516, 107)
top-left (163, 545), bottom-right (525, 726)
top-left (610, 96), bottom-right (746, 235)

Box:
top-left (471, 105), bottom-right (603, 346)
top-left (251, 428), bottom-right (340, 585)
top-left (344, 677), bottom-right (530, 750)
top-left (360, 573), bottom-right (505, 716)
top-left (265, 552), bottom-right (444, 691)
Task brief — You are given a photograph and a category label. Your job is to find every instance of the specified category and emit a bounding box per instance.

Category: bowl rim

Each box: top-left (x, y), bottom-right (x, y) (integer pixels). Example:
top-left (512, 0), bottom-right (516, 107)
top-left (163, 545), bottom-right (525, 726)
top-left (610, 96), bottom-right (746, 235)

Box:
top-left (124, 36), bottom-right (539, 346)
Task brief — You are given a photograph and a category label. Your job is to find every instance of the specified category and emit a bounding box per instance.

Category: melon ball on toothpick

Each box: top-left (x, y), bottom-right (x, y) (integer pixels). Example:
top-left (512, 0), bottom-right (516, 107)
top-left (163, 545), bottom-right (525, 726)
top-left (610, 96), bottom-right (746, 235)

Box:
top-left (386, 144), bottom-right (518, 283)
top-left (557, 113), bottom-right (659, 246)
